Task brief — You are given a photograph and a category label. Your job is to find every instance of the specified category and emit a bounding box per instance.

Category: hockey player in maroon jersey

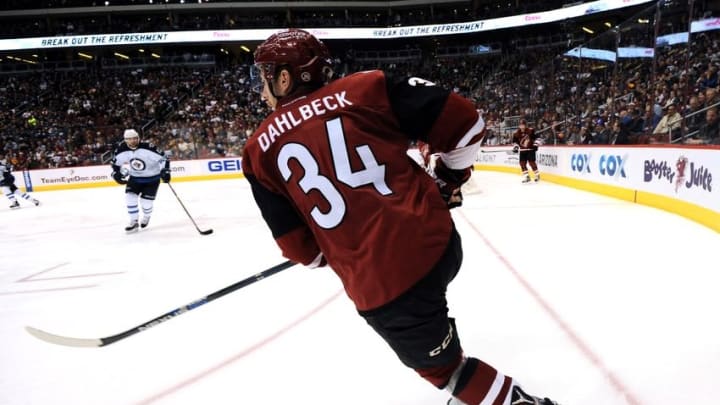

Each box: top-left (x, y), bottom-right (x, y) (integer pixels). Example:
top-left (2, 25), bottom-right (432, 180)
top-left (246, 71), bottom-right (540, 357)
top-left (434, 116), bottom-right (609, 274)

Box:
top-left (242, 29), bottom-right (559, 405)
top-left (512, 119), bottom-right (541, 183)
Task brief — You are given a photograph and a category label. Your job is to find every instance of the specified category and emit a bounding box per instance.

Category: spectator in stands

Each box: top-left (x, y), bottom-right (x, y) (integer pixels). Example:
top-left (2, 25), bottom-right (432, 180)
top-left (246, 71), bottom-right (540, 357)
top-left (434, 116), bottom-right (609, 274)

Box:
top-left (592, 121), bottom-right (610, 144)
top-left (653, 102), bottom-right (683, 142)
top-left (689, 107), bottom-right (719, 144)
top-left (639, 104), bottom-right (659, 137)
top-left (627, 107), bottom-right (644, 135)
top-left (683, 95), bottom-right (705, 139)
top-left (705, 87), bottom-right (720, 108)
top-left (545, 120), bottom-right (567, 145)
top-left (697, 65), bottom-right (718, 90)
top-left (611, 119), bottom-right (631, 145)
top-left (582, 124), bottom-right (596, 144)
top-left (568, 124), bottom-right (584, 145)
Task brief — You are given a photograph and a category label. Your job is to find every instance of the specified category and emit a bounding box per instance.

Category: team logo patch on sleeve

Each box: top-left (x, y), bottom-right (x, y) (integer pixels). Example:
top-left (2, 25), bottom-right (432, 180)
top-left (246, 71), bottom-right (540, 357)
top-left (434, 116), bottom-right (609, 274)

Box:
top-left (408, 77), bottom-right (436, 87)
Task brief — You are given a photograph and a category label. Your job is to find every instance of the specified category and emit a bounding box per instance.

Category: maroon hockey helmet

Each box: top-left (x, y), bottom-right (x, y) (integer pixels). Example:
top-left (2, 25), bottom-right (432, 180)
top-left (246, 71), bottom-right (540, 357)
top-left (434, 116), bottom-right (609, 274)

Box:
top-left (252, 29), bottom-right (333, 93)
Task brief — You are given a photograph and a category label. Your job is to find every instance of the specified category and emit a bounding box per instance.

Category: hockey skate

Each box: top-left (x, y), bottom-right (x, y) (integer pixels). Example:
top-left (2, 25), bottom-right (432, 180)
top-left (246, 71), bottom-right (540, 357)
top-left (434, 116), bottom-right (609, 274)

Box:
top-left (511, 385), bottom-right (559, 405)
top-left (534, 174), bottom-right (540, 182)
top-left (125, 220), bottom-right (139, 232)
top-left (522, 175), bottom-right (531, 183)
top-left (9, 200), bottom-right (20, 209)
top-left (140, 217), bottom-right (150, 229)
top-left (446, 385), bottom-right (560, 405)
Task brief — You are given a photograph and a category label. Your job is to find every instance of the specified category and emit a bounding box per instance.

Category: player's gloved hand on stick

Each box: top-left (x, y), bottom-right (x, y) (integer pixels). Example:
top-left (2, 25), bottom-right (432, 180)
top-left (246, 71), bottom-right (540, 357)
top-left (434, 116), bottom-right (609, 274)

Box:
top-left (160, 169), bottom-right (171, 183)
top-left (444, 188), bottom-right (464, 209)
top-left (112, 170), bottom-right (127, 185)
top-left (434, 159), bottom-right (471, 209)
top-left (512, 144), bottom-right (520, 153)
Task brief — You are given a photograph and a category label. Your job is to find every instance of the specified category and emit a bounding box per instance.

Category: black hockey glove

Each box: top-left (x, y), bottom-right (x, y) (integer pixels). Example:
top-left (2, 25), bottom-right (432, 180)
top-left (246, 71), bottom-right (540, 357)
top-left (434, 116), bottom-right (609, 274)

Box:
top-left (112, 170), bottom-right (128, 185)
top-left (512, 144), bottom-right (520, 153)
top-left (434, 159), bottom-right (471, 209)
top-left (160, 169), bottom-right (171, 183)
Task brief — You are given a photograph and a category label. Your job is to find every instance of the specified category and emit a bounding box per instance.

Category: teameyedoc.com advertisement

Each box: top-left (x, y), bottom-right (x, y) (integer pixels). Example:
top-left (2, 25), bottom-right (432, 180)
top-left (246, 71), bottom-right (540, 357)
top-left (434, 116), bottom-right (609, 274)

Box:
top-left (21, 158), bottom-right (241, 191)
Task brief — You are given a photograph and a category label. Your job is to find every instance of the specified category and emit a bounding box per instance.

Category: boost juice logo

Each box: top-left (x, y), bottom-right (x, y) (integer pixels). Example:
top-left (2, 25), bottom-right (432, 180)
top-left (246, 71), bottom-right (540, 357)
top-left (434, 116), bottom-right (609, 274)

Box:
top-left (643, 156), bottom-right (712, 193)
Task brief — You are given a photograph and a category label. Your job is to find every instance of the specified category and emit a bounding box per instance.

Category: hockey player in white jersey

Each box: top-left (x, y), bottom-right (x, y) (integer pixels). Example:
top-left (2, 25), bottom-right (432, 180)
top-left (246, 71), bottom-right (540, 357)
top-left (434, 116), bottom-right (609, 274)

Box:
top-left (111, 129), bottom-right (170, 232)
top-left (0, 152), bottom-right (40, 209)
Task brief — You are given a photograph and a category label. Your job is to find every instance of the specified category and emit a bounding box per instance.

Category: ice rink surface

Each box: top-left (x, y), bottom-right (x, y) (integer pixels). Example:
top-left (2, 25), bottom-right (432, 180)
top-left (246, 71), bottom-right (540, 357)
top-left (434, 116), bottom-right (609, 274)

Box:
top-left (1, 171), bottom-right (718, 405)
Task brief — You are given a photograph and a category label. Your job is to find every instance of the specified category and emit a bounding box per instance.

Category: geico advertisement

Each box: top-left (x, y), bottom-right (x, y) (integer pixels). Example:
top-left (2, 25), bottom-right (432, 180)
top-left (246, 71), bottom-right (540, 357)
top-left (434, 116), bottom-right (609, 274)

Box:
top-left (634, 147), bottom-right (717, 212)
top-left (204, 158), bottom-right (243, 173)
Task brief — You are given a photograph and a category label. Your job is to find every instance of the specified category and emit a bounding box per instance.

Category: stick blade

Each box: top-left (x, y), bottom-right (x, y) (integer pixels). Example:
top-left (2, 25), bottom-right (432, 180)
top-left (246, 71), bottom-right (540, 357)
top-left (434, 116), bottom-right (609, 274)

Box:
top-left (200, 229), bottom-right (213, 235)
top-left (25, 326), bottom-right (103, 348)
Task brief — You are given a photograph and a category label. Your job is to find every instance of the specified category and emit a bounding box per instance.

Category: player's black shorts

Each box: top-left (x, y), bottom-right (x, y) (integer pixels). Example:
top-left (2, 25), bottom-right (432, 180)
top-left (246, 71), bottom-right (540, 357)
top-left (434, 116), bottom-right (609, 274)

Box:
top-left (4, 183), bottom-right (18, 193)
top-left (359, 224), bottom-right (463, 370)
top-left (519, 150), bottom-right (536, 162)
top-left (1, 174), bottom-right (16, 189)
top-left (125, 178), bottom-right (160, 200)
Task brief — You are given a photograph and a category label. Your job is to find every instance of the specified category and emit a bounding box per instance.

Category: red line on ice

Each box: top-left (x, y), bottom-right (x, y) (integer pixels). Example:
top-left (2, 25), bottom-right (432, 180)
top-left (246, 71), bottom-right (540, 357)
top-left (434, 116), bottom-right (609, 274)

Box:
top-left (459, 211), bottom-right (642, 405)
top-left (135, 290), bottom-right (344, 405)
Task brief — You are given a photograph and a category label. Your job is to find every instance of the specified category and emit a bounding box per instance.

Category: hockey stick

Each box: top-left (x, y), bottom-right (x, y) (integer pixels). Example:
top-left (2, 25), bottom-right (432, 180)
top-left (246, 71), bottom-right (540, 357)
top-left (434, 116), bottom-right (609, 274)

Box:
top-left (167, 182), bottom-right (213, 235)
top-left (480, 148), bottom-right (535, 153)
top-left (25, 260), bottom-right (296, 348)
top-left (480, 148), bottom-right (514, 153)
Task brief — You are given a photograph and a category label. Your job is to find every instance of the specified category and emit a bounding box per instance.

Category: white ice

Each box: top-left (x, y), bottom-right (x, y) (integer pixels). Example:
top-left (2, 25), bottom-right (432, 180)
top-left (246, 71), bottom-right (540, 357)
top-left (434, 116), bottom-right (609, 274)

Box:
top-left (1, 172), bottom-right (718, 405)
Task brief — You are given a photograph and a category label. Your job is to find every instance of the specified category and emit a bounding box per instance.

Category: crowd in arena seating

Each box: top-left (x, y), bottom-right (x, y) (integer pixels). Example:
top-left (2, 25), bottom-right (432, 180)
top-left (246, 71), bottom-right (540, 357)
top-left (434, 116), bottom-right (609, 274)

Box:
top-left (0, 0), bottom-right (572, 39)
top-left (1, 66), bottom-right (210, 169)
top-left (1, 6), bottom-right (719, 170)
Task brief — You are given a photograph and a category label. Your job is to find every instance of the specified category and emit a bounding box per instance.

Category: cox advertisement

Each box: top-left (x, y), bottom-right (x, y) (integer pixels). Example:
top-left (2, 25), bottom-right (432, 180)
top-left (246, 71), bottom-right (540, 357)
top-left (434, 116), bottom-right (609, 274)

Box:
top-left (569, 150), bottom-right (631, 183)
top-left (566, 146), bottom-right (716, 213)
top-left (475, 145), bottom-right (719, 228)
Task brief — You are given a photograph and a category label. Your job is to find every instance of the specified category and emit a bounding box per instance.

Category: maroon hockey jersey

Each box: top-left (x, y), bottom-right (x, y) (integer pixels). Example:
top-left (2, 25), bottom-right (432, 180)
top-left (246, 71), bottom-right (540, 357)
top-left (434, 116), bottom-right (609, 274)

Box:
top-left (242, 70), bottom-right (483, 310)
top-left (512, 127), bottom-right (538, 150)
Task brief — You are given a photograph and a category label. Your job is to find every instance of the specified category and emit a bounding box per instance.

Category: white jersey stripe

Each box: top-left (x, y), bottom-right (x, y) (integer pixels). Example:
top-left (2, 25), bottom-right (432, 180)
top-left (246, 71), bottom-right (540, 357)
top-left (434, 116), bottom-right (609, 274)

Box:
top-left (456, 114), bottom-right (485, 148)
top-left (439, 115), bottom-right (484, 170)
top-left (479, 371), bottom-right (507, 405)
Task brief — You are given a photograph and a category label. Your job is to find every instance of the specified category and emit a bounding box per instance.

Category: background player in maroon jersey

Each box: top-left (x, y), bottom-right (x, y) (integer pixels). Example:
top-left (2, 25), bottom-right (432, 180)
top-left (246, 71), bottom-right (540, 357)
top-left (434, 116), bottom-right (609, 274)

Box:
top-left (512, 119), bottom-right (541, 183)
top-left (242, 29), bottom-right (559, 405)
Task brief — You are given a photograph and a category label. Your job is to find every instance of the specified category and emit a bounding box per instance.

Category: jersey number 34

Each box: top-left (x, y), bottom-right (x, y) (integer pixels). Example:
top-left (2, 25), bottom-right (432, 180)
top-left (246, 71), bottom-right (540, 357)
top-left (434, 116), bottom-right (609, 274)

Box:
top-left (277, 117), bottom-right (392, 229)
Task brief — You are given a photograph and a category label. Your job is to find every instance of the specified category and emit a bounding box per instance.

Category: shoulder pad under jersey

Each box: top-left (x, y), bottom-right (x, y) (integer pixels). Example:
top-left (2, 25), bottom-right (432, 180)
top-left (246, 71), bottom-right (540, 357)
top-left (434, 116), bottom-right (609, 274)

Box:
top-left (138, 142), bottom-right (163, 155)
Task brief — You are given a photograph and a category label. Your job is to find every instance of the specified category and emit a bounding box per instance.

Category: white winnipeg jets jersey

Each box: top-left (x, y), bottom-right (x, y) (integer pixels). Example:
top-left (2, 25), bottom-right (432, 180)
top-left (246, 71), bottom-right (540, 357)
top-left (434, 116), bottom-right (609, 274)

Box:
top-left (111, 142), bottom-right (167, 179)
top-left (0, 161), bottom-right (13, 186)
